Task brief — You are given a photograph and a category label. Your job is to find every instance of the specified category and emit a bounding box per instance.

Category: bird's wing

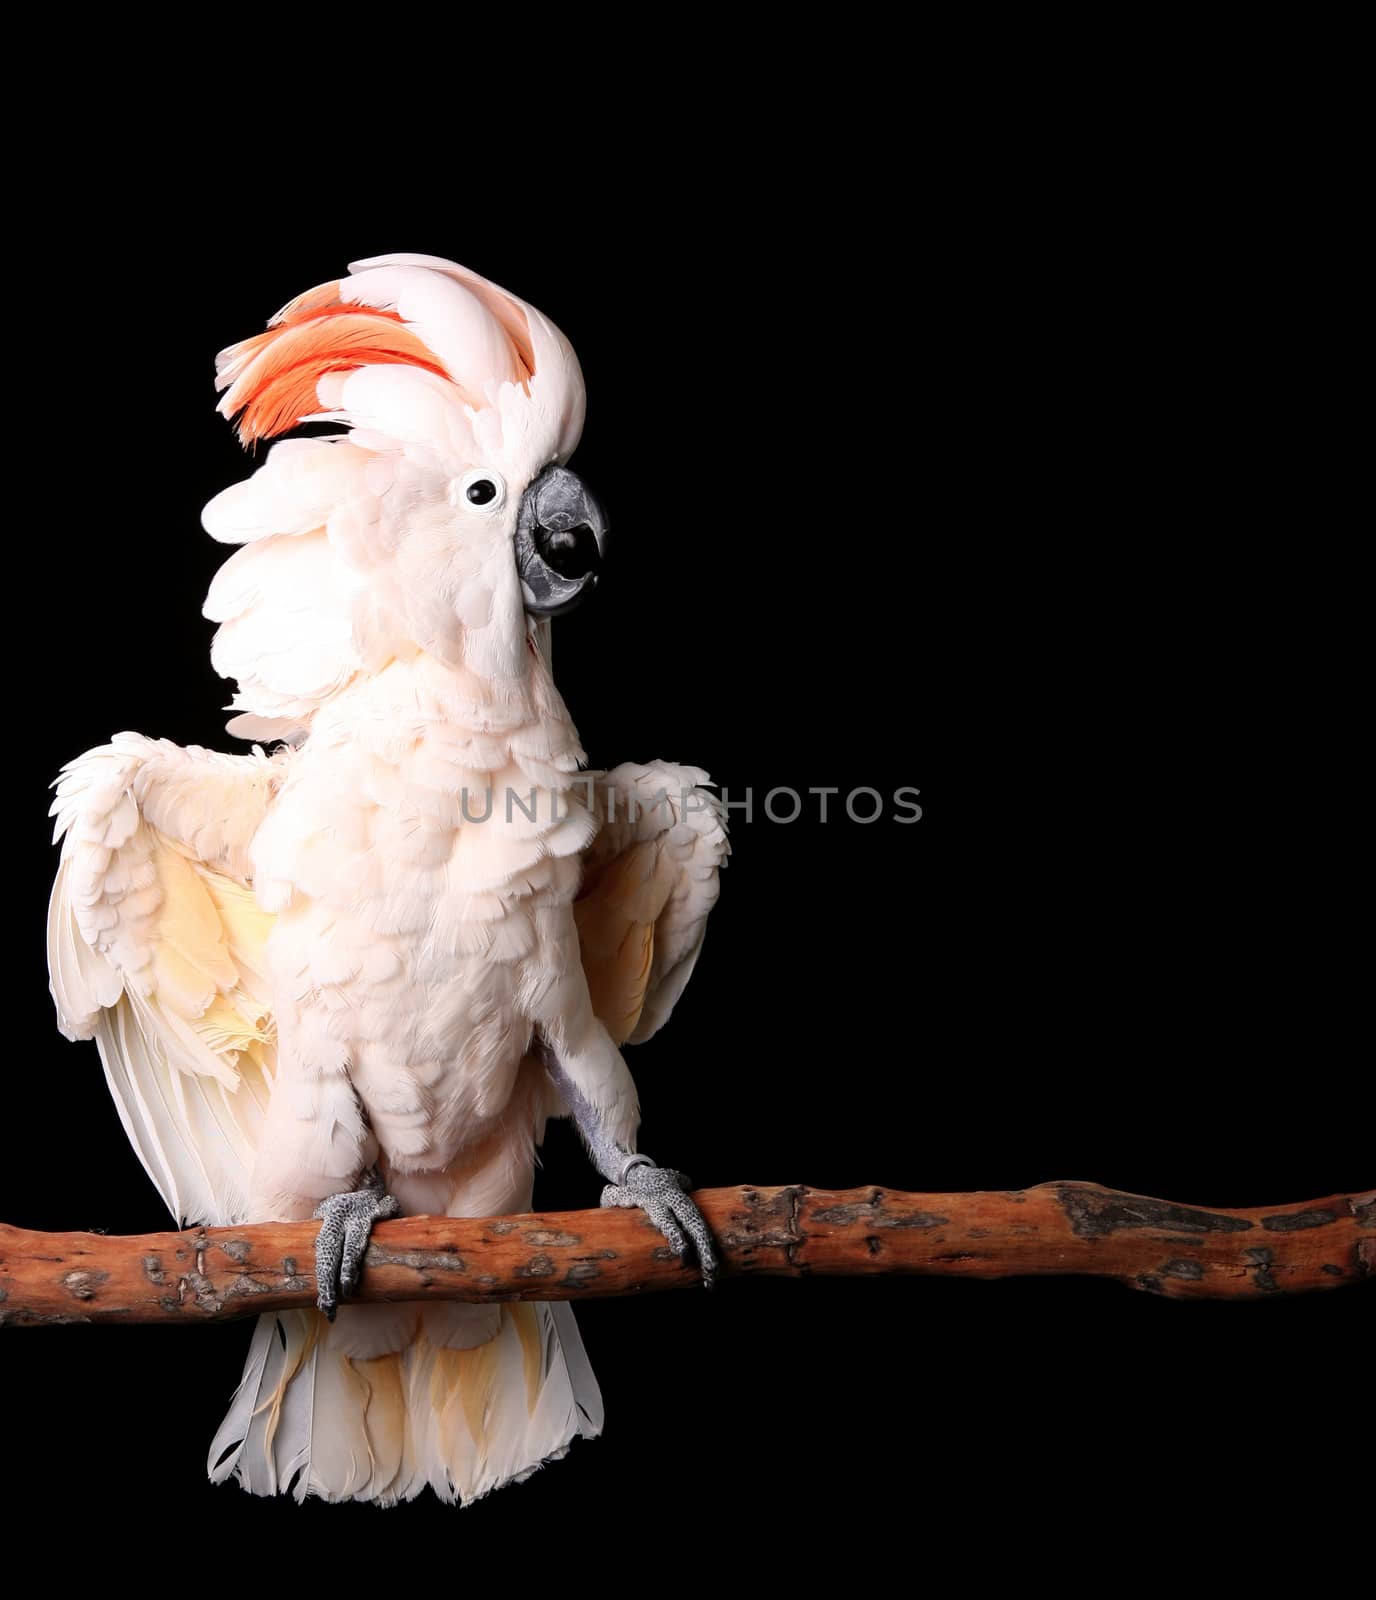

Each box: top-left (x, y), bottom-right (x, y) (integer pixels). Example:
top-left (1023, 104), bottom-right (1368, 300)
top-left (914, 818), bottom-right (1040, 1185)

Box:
top-left (573, 762), bottom-right (729, 1047)
top-left (47, 734), bottom-right (285, 1225)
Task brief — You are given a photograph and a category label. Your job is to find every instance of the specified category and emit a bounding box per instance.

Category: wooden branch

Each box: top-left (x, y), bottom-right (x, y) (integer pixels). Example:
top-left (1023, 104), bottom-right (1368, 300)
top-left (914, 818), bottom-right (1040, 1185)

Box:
top-left (1, 1182), bottom-right (1370, 1326)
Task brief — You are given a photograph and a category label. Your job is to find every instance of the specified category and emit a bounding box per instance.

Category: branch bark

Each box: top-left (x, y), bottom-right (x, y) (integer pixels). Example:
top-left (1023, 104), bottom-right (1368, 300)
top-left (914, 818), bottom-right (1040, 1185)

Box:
top-left (2, 1182), bottom-right (1370, 1327)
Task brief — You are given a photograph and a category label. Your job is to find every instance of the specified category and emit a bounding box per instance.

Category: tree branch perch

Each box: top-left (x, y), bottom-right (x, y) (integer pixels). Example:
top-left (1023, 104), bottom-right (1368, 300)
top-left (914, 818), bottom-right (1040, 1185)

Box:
top-left (1, 1182), bottom-right (1370, 1326)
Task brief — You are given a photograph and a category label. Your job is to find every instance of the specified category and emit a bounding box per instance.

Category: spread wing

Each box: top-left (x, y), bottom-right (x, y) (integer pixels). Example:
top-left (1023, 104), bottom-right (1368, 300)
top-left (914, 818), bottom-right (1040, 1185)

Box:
top-left (573, 762), bottom-right (729, 1047)
top-left (47, 734), bottom-right (285, 1225)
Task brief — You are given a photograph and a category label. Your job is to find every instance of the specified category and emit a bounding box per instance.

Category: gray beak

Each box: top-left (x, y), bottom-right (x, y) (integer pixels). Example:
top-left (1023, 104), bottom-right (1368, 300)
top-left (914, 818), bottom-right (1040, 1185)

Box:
top-left (514, 464), bottom-right (609, 617)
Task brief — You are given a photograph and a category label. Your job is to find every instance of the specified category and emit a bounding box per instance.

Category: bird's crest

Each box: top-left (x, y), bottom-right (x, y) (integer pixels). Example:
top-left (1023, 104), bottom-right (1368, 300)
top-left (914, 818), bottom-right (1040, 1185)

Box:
top-left (215, 259), bottom-right (542, 446)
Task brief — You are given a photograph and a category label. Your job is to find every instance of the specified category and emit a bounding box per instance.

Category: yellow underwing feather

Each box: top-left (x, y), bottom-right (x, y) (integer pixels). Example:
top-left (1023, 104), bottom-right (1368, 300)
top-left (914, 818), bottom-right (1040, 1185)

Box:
top-left (48, 737), bottom-right (283, 1224)
top-left (573, 840), bottom-right (676, 1044)
top-left (573, 764), bottom-right (730, 1049)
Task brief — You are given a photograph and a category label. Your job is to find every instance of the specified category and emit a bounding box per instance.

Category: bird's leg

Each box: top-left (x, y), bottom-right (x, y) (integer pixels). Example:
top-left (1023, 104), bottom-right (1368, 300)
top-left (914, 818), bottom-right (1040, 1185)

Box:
top-left (539, 1042), bottom-right (718, 1286)
top-left (312, 1167), bottom-right (401, 1321)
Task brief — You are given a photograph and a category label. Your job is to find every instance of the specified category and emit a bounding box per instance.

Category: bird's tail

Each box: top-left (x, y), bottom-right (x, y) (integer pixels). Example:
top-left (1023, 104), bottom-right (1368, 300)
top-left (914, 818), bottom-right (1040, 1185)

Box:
top-left (208, 1299), bottom-right (603, 1505)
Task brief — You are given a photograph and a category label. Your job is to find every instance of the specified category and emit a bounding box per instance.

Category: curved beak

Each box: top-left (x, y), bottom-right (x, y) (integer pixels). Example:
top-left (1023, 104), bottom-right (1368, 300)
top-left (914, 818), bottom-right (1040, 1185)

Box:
top-left (514, 464), bottom-right (609, 617)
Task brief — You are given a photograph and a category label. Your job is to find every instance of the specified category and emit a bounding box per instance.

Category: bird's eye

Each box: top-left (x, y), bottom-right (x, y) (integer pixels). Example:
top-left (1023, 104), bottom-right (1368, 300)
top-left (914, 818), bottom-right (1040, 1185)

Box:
top-left (457, 469), bottom-right (507, 513)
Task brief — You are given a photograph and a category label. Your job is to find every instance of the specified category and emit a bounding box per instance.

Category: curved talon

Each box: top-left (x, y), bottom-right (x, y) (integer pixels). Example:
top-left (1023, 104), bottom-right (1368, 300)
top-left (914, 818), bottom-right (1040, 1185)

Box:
top-left (312, 1168), bottom-right (400, 1321)
top-left (600, 1160), bottom-right (719, 1287)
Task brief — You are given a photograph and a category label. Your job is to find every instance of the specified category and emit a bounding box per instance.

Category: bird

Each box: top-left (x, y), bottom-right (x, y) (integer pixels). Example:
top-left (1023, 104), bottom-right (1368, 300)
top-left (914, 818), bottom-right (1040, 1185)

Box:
top-left (46, 252), bottom-right (729, 1505)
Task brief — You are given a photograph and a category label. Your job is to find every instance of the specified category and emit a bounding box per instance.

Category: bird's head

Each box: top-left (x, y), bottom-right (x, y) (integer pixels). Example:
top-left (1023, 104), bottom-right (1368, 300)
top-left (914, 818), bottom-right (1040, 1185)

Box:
top-left (201, 254), bottom-right (607, 739)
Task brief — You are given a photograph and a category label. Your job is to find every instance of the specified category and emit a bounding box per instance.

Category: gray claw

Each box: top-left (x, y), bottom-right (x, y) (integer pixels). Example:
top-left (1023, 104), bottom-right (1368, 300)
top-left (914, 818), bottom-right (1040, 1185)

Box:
top-left (312, 1168), bottom-right (401, 1320)
top-left (601, 1161), bottom-right (719, 1286)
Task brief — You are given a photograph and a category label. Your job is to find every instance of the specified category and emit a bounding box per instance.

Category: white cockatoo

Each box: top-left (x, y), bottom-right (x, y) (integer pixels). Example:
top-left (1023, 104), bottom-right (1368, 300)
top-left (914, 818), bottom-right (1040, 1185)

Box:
top-left (46, 253), bottom-right (729, 1505)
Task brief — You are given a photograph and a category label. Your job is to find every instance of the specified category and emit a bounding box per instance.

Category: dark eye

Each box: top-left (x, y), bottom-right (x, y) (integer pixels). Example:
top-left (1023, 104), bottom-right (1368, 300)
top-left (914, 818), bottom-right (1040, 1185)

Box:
top-left (458, 467), bottom-right (507, 512)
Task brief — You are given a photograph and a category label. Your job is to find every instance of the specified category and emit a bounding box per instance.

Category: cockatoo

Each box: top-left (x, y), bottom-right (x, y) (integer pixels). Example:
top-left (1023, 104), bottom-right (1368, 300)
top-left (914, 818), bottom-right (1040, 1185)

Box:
top-left (46, 253), bottom-right (729, 1505)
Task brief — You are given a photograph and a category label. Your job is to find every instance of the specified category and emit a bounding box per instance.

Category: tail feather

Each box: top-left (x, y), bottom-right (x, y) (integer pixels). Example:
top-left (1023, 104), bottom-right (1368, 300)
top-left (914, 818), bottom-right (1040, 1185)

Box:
top-left (209, 1301), bottom-right (602, 1505)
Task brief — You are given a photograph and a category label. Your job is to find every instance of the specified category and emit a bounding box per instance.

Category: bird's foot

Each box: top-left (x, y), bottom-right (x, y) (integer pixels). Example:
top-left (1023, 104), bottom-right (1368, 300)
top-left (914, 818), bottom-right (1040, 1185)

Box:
top-left (601, 1155), bottom-right (719, 1287)
top-left (312, 1168), bottom-right (401, 1321)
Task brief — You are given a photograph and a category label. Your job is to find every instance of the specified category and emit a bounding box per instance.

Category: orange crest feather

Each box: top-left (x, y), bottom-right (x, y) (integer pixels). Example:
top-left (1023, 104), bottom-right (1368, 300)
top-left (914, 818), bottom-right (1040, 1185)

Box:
top-left (216, 281), bottom-right (457, 444)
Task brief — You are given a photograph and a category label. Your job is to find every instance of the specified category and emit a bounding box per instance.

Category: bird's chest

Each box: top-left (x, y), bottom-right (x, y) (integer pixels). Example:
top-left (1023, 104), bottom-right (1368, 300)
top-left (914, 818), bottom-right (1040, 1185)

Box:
top-left (252, 726), bottom-right (585, 1164)
top-left (252, 713), bottom-right (590, 1124)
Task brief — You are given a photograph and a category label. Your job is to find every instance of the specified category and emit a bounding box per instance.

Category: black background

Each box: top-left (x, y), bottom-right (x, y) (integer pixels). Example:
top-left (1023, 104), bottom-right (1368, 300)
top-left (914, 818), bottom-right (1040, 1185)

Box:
top-left (2, 79), bottom-right (1367, 1558)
